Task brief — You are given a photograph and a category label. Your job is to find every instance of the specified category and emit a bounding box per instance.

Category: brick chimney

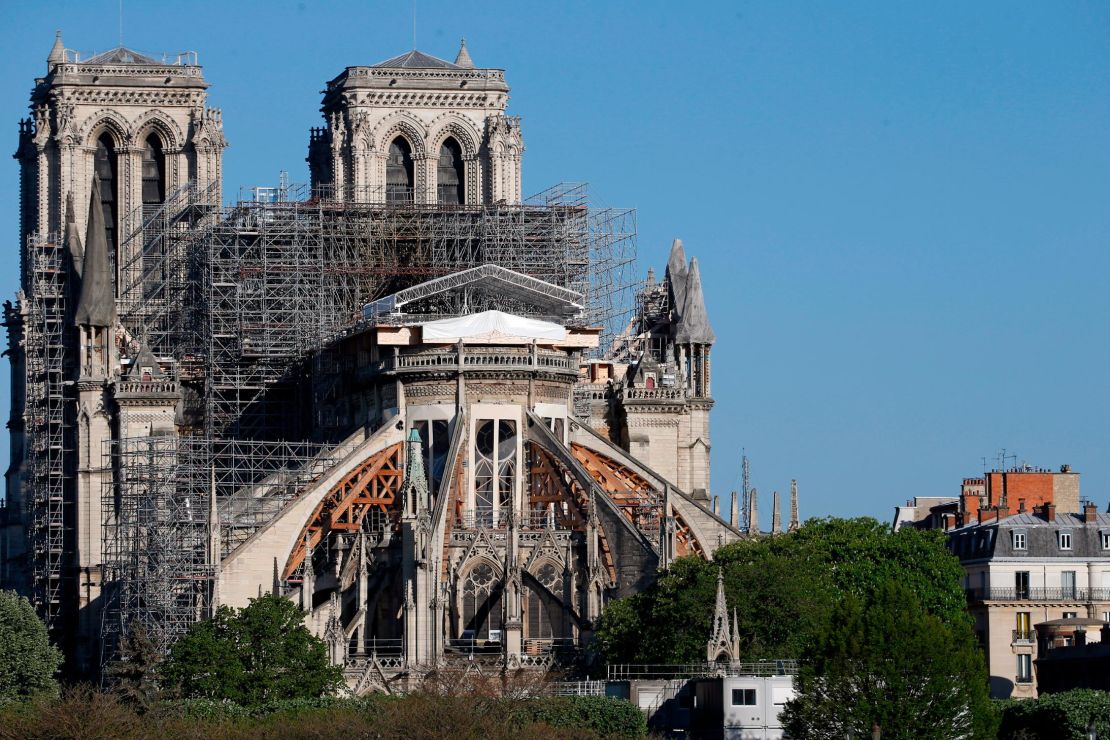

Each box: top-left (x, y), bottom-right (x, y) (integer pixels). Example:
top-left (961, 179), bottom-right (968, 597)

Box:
top-left (1043, 503), bottom-right (1056, 523)
top-left (1084, 501), bottom-right (1098, 523)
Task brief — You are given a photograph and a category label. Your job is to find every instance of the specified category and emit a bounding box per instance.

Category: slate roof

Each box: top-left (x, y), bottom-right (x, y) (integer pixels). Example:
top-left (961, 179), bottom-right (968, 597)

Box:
top-left (84, 46), bottom-right (160, 65)
top-left (74, 177), bottom-right (115, 327)
top-left (676, 257), bottom-right (715, 344)
top-left (665, 239), bottom-right (688, 318)
top-left (372, 50), bottom-right (461, 70)
top-left (947, 509), bottom-right (1110, 561)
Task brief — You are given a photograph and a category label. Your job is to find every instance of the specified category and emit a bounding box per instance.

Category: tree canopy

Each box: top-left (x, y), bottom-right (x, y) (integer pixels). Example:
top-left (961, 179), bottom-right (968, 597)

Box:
top-left (161, 593), bottom-right (343, 706)
top-left (780, 580), bottom-right (995, 739)
top-left (0, 590), bottom-right (62, 700)
top-left (593, 517), bottom-right (970, 664)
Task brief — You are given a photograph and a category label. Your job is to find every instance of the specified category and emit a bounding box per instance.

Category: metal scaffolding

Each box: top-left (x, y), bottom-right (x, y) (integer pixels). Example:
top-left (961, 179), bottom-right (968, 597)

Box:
top-left (99, 179), bottom-right (638, 663)
top-left (22, 232), bottom-right (71, 630)
top-left (100, 435), bottom-right (336, 661)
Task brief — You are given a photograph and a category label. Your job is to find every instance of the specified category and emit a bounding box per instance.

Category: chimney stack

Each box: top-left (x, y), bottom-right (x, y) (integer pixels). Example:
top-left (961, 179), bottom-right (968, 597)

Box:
top-left (1045, 503), bottom-right (1056, 523)
top-left (1084, 501), bottom-right (1098, 523)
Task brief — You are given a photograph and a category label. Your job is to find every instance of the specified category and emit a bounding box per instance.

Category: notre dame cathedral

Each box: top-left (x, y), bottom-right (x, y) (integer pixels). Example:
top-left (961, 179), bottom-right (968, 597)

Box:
top-left (0, 34), bottom-right (794, 686)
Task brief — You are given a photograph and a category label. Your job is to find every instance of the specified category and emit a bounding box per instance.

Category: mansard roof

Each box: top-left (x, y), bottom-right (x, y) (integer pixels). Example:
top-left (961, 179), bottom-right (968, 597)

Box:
top-left (372, 49), bottom-right (462, 70)
top-left (84, 46), bottom-right (161, 65)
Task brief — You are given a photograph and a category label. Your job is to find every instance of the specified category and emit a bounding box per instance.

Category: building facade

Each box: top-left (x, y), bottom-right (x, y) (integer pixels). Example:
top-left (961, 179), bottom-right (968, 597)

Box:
top-left (2, 36), bottom-right (767, 682)
top-left (948, 501), bottom-right (1110, 699)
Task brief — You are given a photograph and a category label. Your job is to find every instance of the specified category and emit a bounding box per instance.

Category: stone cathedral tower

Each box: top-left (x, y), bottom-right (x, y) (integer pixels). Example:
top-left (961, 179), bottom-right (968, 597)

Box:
top-left (4, 33), bottom-right (225, 673)
top-left (307, 40), bottom-right (523, 205)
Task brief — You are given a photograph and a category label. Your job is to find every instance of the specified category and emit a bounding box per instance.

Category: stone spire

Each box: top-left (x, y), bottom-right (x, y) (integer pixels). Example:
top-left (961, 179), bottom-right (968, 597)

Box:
top-left (64, 191), bottom-right (84, 279)
top-left (729, 491), bottom-right (739, 528)
top-left (706, 568), bottom-right (736, 663)
top-left (74, 176), bottom-right (115, 328)
top-left (665, 239), bottom-right (688, 318)
top-left (676, 257), bottom-right (715, 344)
top-left (789, 479), bottom-right (800, 532)
top-left (454, 38), bottom-right (475, 69)
top-left (47, 31), bottom-right (65, 70)
top-left (746, 488), bottom-right (759, 536)
top-left (771, 491), bottom-right (782, 534)
top-left (401, 428), bottom-right (429, 516)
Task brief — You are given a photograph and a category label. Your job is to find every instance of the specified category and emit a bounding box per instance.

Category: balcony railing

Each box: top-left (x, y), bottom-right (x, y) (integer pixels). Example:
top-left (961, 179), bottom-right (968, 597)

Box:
top-left (347, 637), bottom-right (403, 659)
top-left (372, 349), bottom-right (575, 376)
top-left (1012, 630), bottom-right (1035, 644)
top-left (967, 587), bottom-right (1110, 602)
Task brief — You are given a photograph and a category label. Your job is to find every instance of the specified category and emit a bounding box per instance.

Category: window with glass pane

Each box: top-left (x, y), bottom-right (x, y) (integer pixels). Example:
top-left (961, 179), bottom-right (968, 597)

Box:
top-left (1060, 532), bottom-right (1072, 550)
top-left (525, 563), bottom-right (565, 640)
top-left (1017, 654), bottom-right (1032, 682)
top-left (731, 688), bottom-right (757, 706)
top-left (473, 419), bottom-right (517, 522)
top-left (1062, 571), bottom-right (1077, 598)
top-left (1102, 532), bottom-right (1110, 549)
top-left (1015, 571), bottom-right (1030, 599)
top-left (461, 563), bottom-right (502, 640)
top-left (1013, 532), bottom-right (1026, 550)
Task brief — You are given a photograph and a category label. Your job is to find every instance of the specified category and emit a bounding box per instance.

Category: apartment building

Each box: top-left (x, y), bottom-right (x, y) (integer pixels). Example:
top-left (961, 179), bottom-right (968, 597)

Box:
top-left (947, 501), bottom-right (1110, 699)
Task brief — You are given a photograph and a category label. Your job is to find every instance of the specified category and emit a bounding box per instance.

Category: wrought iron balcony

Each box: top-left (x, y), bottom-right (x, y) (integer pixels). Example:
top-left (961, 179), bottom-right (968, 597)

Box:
top-left (967, 587), bottom-right (1110, 602)
top-left (1012, 630), bottom-right (1035, 644)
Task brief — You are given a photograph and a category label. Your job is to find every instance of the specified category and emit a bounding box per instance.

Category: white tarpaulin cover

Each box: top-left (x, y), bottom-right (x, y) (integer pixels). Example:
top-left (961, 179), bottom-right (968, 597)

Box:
top-left (421, 310), bottom-right (566, 342)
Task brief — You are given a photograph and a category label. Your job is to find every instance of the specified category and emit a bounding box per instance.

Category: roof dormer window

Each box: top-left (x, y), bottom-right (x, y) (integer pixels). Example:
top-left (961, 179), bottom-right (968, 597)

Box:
top-left (1012, 531), bottom-right (1027, 551)
top-left (1058, 531), bottom-right (1073, 551)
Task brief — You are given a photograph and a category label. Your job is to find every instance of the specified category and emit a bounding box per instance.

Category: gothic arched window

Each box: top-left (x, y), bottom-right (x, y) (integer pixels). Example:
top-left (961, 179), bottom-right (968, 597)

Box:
top-left (461, 562), bottom-right (502, 641)
top-left (437, 137), bottom-right (464, 205)
top-left (473, 419), bottom-right (517, 525)
top-left (94, 133), bottom-right (118, 256)
top-left (141, 134), bottom-right (166, 208)
top-left (525, 563), bottom-right (566, 640)
top-left (386, 136), bottom-right (414, 203)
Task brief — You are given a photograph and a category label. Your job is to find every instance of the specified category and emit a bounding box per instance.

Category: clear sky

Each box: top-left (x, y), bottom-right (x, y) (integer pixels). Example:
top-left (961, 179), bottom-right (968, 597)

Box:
top-left (2, 1), bottom-right (1109, 526)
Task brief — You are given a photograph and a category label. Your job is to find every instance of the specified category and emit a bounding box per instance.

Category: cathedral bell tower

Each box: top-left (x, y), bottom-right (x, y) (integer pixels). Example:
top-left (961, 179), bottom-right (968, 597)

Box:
top-left (4, 33), bottom-right (225, 673)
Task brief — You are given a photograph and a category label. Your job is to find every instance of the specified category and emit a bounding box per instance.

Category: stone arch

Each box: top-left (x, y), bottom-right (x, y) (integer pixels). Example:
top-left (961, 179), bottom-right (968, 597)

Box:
top-left (132, 110), bottom-right (184, 151)
top-left (571, 442), bottom-right (708, 558)
top-left (455, 556), bottom-right (505, 641)
top-left (371, 112), bottom-right (428, 160)
top-left (427, 114), bottom-right (481, 159)
top-left (81, 109), bottom-right (132, 148)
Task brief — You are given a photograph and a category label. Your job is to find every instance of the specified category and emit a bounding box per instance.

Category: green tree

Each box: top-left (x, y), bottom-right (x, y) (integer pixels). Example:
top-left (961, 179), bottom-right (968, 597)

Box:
top-left (593, 517), bottom-right (970, 665)
top-left (106, 624), bottom-right (162, 712)
top-left (0, 590), bottom-right (62, 699)
top-left (997, 688), bottom-right (1110, 739)
top-left (161, 593), bottom-right (343, 706)
top-left (781, 580), bottom-right (996, 740)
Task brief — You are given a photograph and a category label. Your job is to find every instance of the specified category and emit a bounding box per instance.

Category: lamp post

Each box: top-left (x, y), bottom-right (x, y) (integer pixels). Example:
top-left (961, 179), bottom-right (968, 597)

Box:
top-left (1088, 719), bottom-right (1097, 740)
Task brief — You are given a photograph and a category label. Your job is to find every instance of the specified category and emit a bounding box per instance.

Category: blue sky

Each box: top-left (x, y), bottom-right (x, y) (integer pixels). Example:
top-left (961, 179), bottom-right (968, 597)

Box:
top-left (2, 1), bottom-right (1109, 526)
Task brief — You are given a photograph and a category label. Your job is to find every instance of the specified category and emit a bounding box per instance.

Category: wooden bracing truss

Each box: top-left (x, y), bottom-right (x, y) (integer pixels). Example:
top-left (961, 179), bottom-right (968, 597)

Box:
top-left (570, 443), bottom-right (705, 558)
top-left (284, 442), bottom-right (405, 580)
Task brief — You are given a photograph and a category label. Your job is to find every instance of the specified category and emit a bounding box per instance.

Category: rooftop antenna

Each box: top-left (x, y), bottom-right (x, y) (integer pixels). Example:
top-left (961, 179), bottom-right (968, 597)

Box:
top-left (740, 449), bottom-right (750, 531)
